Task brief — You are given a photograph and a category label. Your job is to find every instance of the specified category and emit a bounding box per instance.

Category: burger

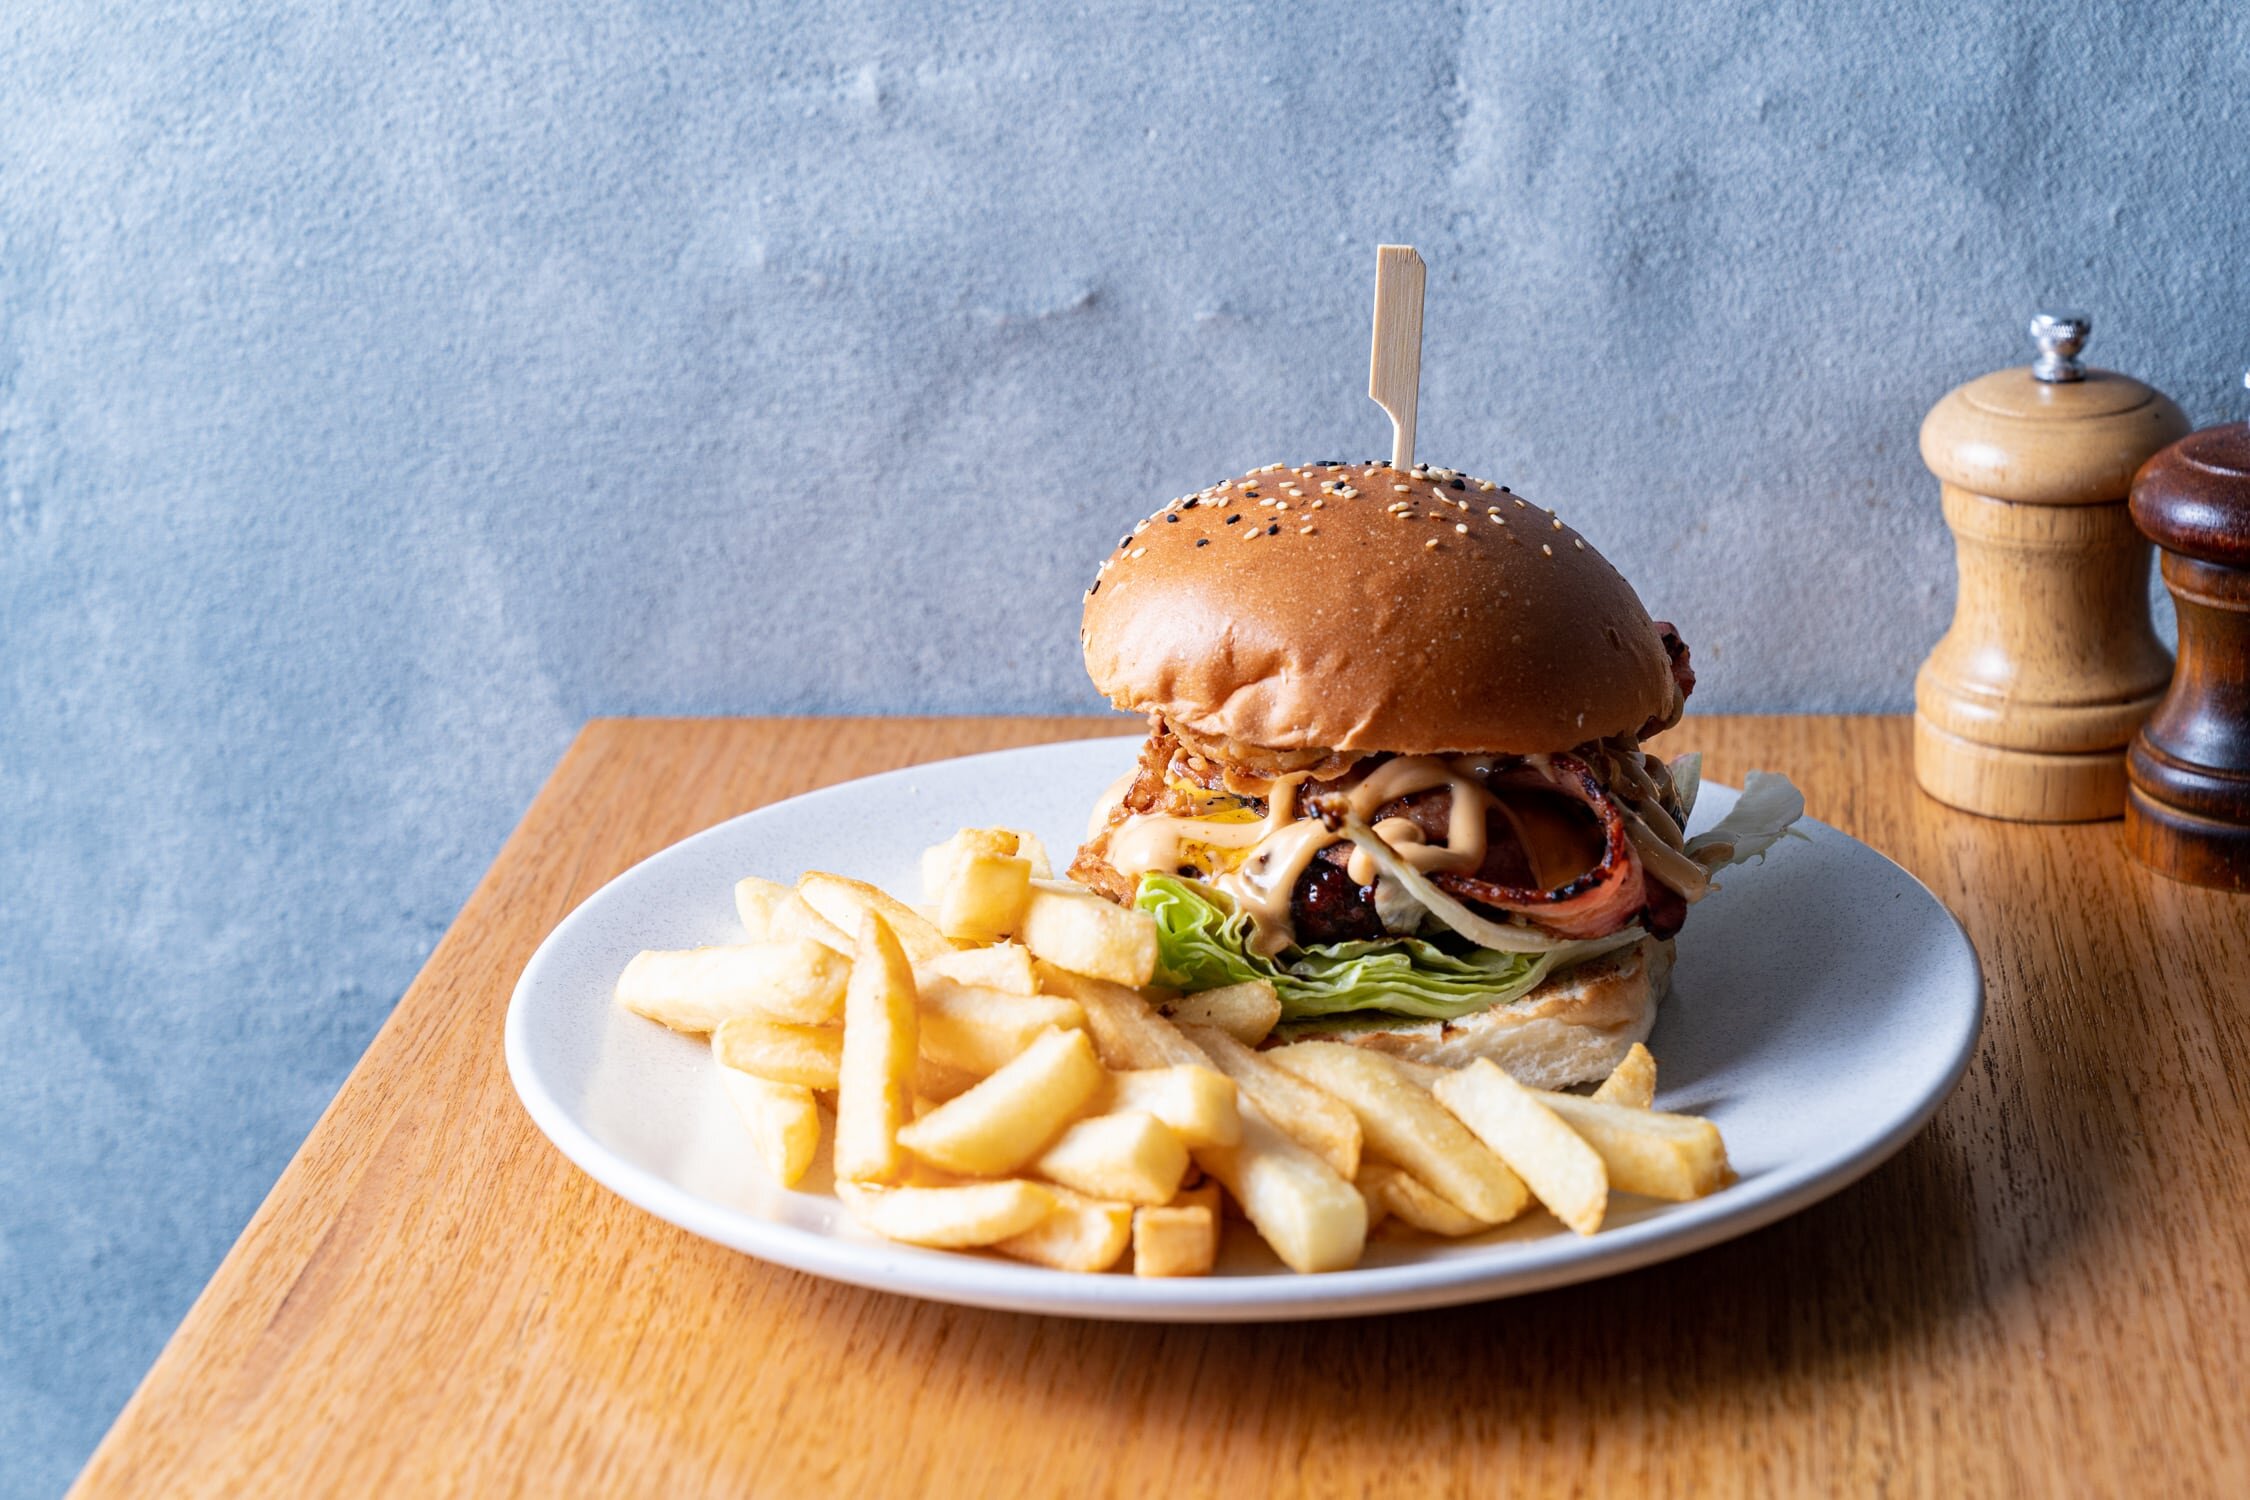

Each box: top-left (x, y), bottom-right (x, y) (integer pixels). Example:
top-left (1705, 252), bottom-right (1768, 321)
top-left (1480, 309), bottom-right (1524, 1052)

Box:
top-left (1070, 460), bottom-right (1802, 1088)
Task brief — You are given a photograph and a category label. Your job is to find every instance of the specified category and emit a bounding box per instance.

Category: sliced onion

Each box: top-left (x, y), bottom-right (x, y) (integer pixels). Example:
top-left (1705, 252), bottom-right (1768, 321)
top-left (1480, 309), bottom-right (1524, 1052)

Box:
top-left (1619, 805), bottom-right (1712, 901)
top-left (1370, 873), bottom-right (1427, 935)
top-left (1670, 751), bottom-right (1704, 825)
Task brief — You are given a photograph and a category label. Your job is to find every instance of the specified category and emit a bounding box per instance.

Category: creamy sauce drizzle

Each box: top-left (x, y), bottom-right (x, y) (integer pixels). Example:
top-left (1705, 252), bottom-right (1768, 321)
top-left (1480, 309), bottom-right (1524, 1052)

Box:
top-left (1101, 747), bottom-right (1692, 954)
top-left (1086, 768), bottom-right (1140, 840)
top-left (1104, 757), bottom-right (1510, 954)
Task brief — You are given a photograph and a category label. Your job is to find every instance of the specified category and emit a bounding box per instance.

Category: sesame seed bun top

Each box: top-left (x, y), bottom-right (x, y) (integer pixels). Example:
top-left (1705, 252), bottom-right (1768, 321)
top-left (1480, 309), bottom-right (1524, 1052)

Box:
top-left (1080, 461), bottom-right (1676, 760)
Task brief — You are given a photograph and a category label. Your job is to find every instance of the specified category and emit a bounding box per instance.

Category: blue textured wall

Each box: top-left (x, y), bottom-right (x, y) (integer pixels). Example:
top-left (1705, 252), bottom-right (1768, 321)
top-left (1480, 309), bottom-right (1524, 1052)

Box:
top-left (5, 2), bottom-right (2246, 1491)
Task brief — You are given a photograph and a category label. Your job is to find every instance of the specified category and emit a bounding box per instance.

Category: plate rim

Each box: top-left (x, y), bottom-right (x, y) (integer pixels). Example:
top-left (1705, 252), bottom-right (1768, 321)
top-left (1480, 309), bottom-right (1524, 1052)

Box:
top-left (504, 735), bottom-right (1983, 1322)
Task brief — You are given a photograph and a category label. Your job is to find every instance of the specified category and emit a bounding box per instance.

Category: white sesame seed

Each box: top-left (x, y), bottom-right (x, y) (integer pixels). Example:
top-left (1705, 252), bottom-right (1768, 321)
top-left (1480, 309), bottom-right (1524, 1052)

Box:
top-left (1425, 537), bottom-right (1440, 550)
top-left (1455, 523), bottom-right (1468, 534)
top-left (1130, 547), bottom-right (1146, 558)
top-left (1541, 544), bottom-right (1553, 556)
top-left (1552, 518), bottom-right (1564, 530)
top-left (1299, 524), bottom-right (1315, 534)
top-left (1514, 498), bottom-right (1527, 508)
top-left (1478, 479), bottom-right (1496, 491)
top-left (1276, 501), bottom-right (1289, 511)
top-left (1393, 484), bottom-right (1411, 492)
top-left (1573, 537), bottom-right (1584, 549)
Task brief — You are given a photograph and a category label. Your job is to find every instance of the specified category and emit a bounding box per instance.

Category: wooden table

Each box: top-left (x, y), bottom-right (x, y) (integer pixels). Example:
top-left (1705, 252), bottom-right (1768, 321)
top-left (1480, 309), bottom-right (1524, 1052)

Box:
top-left (72, 716), bottom-right (2250, 1498)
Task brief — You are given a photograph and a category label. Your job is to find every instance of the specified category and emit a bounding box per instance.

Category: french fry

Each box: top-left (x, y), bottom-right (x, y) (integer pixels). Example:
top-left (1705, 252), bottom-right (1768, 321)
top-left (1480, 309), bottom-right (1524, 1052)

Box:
top-left (993, 1186), bottom-right (1134, 1272)
top-left (1033, 1111), bottom-right (1191, 1206)
top-left (1591, 1042), bottom-right (1658, 1109)
top-left (1532, 1092), bottom-right (1728, 1201)
top-left (772, 891), bottom-right (853, 954)
top-left (1181, 1026), bottom-right (1363, 1182)
top-left (1196, 1098), bottom-right (1368, 1273)
top-left (1005, 829), bottom-right (1053, 878)
top-left (1132, 1180), bottom-right (1221, 1277)
top-left (1038, 964), bottom-right (1209, 1069)
top-left (921, 828), bottom-right (1017, 898)
top-left (936, 851), bottom-right (1033, 943)
top-left (917, 942), bottom-right (1037, 995)
top-left (1432, 1061), bottom-right (1608, 1236)
top-left (615, 940), bottom-right (849, 1031)
top-left (922, 827), bottom-right (1056, 886)
top-left (1019, 882), bottom-right (1159, 988)
top-left (1262, 1043), bottom-right (1526, 1224)
top-left (711, 1015), bottom-right (842, 1090)
top-left (913, 1056), bottom-right (983, 1104)
top-left (917, 986), bottom-right (1086, 1076)
top-left (732, 876), bottom-right (794, 940)
top-left (1101, 1065), bottom-right (1241, 1149)
top-left (835, 1179), bottom-right (1055, 1248)
top-left (800, 872), bottom-right (958, 964)
top-left (715, 1063), bottom-right (821, 1188)
top-left (1163, 980), bottom-right (1282, 1046)
top-left (833, 915), bottom-right (921, 1184)
top-left (1034, 971), bottom-right (1363, 1272)
top-left (894, 1027), bottom-right (1105, 1176)
top-left (1378, 1055), bottom-right (1450, 1091)
top-left (1358, 1160), bottom-right (1491, 1238)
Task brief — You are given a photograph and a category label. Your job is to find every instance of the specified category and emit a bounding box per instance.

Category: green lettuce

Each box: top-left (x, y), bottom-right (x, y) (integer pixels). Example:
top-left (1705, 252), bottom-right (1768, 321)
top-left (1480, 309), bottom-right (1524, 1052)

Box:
top-left (1134, 873), bottom-right (1615, 1022)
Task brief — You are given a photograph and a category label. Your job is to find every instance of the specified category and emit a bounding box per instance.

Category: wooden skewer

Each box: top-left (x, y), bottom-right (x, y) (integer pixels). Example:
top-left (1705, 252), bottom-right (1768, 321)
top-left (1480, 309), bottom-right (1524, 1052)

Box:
top-left (1367, 245), bottom-right (1425, 470)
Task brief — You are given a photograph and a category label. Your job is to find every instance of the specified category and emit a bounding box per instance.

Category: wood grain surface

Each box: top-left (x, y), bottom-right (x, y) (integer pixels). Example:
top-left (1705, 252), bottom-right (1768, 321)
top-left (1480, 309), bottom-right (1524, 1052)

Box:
top-left (70, 717), bottom-right (2250, 1499)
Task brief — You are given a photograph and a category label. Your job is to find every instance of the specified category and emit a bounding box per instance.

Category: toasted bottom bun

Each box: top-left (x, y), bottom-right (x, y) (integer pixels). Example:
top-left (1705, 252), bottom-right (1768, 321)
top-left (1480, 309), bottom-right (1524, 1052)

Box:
top-left (1267, 937), bottom-right (1674, 1090)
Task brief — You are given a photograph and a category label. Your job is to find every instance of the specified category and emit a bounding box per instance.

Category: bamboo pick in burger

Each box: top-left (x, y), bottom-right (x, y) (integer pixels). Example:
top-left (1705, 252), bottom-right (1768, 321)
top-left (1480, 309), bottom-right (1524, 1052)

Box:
top-left (1367, 244), bottom-right (1426, 470)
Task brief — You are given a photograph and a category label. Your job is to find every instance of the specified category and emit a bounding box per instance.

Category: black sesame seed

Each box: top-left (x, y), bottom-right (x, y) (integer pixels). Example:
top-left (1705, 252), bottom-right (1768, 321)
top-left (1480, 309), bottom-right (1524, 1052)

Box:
top-left (1266, 522), bottom-right (1279, 535)
top-left (1226, 514), bottom-right (1241, 524)
top-left (1499, 485), bottom-right (1511, 494)
top-left (1089, 580), bottom-right (1099, 594)
top-left (1118, 537), bottom-right (1131, 549)
top-left (1196, 538), bottom-right (1208, 547)
top-left (1182, 497), bottom-right (1199, 509)
top-left (1165, 513), bottom-right (1179, 523)
top-left (1451, 478), bottom-right (1466, 490)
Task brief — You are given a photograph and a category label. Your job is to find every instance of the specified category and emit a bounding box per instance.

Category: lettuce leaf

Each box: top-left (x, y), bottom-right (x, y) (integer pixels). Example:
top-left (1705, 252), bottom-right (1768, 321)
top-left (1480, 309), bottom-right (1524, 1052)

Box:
top-left (1134, 873), bottom-right (1634, 1022)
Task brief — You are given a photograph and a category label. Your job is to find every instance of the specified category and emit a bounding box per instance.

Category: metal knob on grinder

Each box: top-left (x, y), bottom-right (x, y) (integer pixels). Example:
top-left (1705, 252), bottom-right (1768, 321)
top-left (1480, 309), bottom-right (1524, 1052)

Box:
top-left (2124, 377), bottom-right (2250, 890)
top-left (1913, 313), bottom-right (2189, 820)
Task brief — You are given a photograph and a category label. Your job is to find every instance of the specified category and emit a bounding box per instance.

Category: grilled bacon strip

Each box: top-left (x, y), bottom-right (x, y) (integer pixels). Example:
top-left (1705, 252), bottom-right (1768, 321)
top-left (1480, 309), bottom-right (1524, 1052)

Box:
top-left (1426, 755), bottom-right (1648, 941)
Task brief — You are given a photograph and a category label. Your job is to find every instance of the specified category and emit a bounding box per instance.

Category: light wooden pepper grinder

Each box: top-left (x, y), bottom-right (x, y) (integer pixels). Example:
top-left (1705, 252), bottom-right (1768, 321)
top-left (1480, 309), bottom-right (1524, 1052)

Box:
top-left (2124, 378), bottom-right (2250, 889)
top-left (1914, 313), bottom-right (2190, 820)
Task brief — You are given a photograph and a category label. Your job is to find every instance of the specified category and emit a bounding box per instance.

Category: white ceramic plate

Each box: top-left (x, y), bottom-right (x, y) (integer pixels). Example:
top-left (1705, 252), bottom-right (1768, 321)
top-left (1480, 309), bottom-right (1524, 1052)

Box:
top-left (506, 736), bottom-right (1980, 1321)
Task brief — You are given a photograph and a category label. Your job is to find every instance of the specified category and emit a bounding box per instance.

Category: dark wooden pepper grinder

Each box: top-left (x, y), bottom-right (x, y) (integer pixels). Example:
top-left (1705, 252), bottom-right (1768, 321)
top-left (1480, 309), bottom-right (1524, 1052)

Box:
top-left (2124, 374), bottom-right (2250, 890)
